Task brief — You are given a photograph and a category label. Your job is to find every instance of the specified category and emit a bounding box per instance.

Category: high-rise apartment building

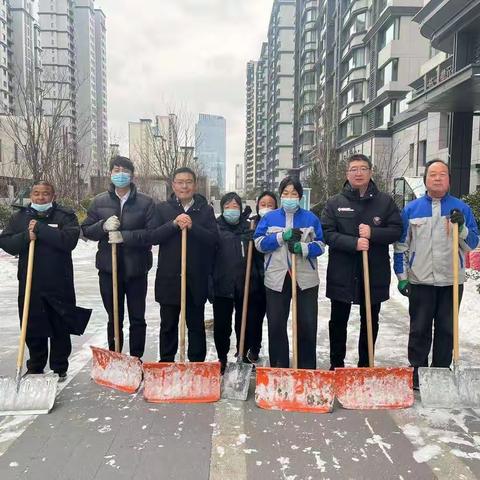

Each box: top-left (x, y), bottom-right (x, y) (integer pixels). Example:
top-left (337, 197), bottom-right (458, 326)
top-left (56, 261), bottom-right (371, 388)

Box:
top-left (195, 113), bottom-right (226, 192)
top-left (265, 0), bottom-right (295, 190)
top-left (244, 60), bottom-right (256, 192)
top-left (254, 42), bottom-right (268, 191)
top-left (0, 1), bottom-right (11, 113)
top-left (94, 7), bottom-right (107, 174)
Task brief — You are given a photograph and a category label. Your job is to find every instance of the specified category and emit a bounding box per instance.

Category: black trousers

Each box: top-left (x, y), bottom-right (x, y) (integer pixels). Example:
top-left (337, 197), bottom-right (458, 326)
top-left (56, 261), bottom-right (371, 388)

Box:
top-left (408, 284), bottom-right (463, 369)
top-left (99, 272), bottom-right (148, 358)
top-left (329, 299), bottom-right (381, 368)
top-left (213, 292), bottom-right (243, 362)
top-left (159, 289), bottom-right (206, 362)
top-left (265, 275), bottom-right (318, 369)
top-left (246, 292), bottom-right (266, 356)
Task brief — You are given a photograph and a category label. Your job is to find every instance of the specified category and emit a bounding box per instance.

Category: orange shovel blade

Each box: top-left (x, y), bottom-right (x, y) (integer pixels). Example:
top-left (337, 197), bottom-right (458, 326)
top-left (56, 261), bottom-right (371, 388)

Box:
top-left (335, 367), bottom-right (414, 409)
top-left (255, 367), bottom-right (335, 413)
top-left (90, 346), bottom-right (143, 394)
top-left (143, 362), bottom-right (221, 403)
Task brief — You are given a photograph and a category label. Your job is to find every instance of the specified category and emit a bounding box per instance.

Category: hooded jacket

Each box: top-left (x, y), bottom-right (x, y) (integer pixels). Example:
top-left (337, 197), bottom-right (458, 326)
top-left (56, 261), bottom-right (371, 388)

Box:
top-left (150, 193), bottom-right (218, 306)
top-left (81, 183), bottom-right (156, 279)
top-left (321, 180), bottom-right (402, 304)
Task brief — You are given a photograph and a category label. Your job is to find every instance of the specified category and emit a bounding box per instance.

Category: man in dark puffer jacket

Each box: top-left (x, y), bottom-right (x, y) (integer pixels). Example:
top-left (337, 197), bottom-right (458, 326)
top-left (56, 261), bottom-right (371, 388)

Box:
top-left (82, 156), bottom-right (156, 359)
top-left (322, 154), bottom-right (402, 370)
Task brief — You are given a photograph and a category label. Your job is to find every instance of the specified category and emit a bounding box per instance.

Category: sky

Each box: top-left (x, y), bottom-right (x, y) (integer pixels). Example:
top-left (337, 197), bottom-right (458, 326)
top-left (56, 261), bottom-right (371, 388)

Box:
top-left (95, 0), bottom-right (273, 189)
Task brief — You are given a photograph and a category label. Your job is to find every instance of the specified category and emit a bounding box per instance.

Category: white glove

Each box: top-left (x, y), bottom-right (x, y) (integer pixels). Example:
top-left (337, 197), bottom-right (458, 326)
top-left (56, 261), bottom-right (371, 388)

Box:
top-left (108, 231), bottom-right (123, 244)
top-left (103, 215), bottom-right (120, 232)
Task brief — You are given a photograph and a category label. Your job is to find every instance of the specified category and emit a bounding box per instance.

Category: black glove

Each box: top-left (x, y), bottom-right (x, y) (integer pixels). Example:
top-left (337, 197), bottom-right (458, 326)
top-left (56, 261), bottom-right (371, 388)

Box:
top-left (287, 240), bottom-right (296, 253)
top-left (450, 209), bottom-right (465, 227)
top-left (291, 228), bottom-right (302, 242)
top-left (241, 230), bottom-right (254, 242)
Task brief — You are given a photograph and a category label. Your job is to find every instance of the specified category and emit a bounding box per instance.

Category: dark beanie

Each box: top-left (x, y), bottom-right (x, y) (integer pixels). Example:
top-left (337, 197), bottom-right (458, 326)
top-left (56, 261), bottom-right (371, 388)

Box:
top-left (220, 192), bottom-right (242, 213)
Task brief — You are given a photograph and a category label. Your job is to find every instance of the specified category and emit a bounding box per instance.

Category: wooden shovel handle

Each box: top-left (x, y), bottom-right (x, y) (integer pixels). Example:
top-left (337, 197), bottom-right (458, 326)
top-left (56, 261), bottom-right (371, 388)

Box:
top-left (238, 222), bottom-right (255, 359)
top-left (291, 253), bottom-right (298, 370)
top-left (112, 243), bottom-right (121, 353)
top-left (16, 240), bottom-right (35, 370)
top-left (452, 222), bottom-right (459, 365)
top-left (180, 228), bottom-right (187, 363)
top-left (362, 250), bottom-right (374, 368)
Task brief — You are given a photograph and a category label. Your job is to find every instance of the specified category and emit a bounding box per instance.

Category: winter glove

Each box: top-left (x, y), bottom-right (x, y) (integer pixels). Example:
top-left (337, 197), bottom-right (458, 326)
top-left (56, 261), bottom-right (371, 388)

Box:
top-left (103, 215), bottom-right (120, 232)
top-left (287, 241), bottom-right (303, 255)
top-left (108, 231), bottom-right (124, 244)
top-left (450, 209), bottom-right (465, 230)
top-left (398, 280), bottom-right (410, 297)
top-left (283, 228), bottom-right (302, 243)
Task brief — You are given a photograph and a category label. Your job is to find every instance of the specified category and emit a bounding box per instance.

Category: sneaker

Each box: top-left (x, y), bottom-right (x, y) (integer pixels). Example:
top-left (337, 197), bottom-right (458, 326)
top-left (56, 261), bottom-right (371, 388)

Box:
top-left (246, 350), bottom-right (259, 364)
top-left (55, 371), bottom-right (67, 382)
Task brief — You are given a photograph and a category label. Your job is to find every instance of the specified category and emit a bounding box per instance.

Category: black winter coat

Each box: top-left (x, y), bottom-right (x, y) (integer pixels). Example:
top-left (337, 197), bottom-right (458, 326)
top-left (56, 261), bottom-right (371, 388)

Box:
top-left (321, 181), bottom-right (402, 305)
top-left (249, 215), bottom-right (268, 298)
top-left (0, 204), bottom-right (81, 337)
top-left (81, 184), bottom-right (156, 279)
top-left (150, 194), bottom-right (218, 306)
top-left (212, 214), bottom-right (251, 299)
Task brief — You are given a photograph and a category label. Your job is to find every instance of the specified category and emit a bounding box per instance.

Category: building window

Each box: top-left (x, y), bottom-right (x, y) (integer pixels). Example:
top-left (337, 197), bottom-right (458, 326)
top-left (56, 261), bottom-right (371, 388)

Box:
top-left (439, 113), bottom-right (450, 149)
top-left (418, 140), bottom-right (427, 166)
top-left (378, 59), bottom-right (398, 88)
top-left (408, 143), bottom-right (414, 168)
top-left (378, 18), bottom-right (400, 50)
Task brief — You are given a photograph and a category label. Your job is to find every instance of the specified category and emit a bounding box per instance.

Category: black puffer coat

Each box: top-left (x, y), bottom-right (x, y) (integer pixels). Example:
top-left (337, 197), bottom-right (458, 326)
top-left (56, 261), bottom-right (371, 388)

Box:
top-left (212, 214), bottom-right (251, 299)
top-left (81, 184), bottom-right (156, 279)
top-left (321, 181), bottom-right (402, 305)
top-left (0, 204), bottom-right (82, 337)
top-left (150, 194), bottom-right (218, 306)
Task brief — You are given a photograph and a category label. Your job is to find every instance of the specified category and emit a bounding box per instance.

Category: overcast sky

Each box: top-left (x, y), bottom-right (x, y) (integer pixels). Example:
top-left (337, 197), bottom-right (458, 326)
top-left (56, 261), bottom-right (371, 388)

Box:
top-left (95, 0), bottom-right (273, 188)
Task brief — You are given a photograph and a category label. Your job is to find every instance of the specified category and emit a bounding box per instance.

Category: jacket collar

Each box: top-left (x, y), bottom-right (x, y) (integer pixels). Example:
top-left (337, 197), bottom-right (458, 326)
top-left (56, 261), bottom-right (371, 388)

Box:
top-left (108, 183), bottom-right (137, 202)
top-left (169, 192), bottom-right (208, 212)
top-left (342, 180), bottom-right (378, 201)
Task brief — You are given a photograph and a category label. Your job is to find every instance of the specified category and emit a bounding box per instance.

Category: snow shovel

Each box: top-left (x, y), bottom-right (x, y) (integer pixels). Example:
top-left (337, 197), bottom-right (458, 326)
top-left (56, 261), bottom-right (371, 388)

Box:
top-left (143, 228), bottom-right (221, 403)
top-left (0, 240), bottom-right (58, 416)
top-left (255, 253), bottom-right (335, 413)
top-left (419, 222), bottom-right (480, 408)
top-left (91, 243), bottom-right (142, 394)
top-left (221, 226), bottom-right (255, 401)
top-left (335, 250), bottom-right (414, 409)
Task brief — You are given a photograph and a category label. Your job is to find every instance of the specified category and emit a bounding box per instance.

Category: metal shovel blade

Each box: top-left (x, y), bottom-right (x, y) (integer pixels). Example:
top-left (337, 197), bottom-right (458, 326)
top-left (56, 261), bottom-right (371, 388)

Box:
top-left (255, 367), bottom-right (335, 413)
top-left (91, 346), bottom-right (143, 394)
top-left (143, 361), bottom-right (221, 403)
top-left (335, 367), bottom-right (414, 410)
top-left (419, 366), bottom-right (480, 408)
top-left (221, 361), bottom-right (254, 401)
top-left (0, 373), bottom-right (58, 416)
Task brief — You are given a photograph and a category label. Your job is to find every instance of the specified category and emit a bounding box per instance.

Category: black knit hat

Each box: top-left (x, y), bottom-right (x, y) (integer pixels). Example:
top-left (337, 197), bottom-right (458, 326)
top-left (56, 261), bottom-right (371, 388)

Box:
top-left (220, 192), bottom-right (242, 213)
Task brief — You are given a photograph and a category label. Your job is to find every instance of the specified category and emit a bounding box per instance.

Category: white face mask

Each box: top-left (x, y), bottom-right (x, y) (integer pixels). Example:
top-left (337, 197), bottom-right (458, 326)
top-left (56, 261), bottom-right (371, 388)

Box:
top-left (258, 207), bottom-right (273, 218)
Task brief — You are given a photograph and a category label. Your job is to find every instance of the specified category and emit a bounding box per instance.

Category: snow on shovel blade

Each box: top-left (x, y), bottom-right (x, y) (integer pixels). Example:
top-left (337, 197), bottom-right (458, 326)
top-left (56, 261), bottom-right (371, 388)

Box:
top-left (143, 362), bottom-right (221, 403)
top-left (335, 367), bottom-right (414, 410)
top-left (255, 367), bottom-right (335, 413)
top-left (90, 346), bottom-right (143, 394)
top-left (221, 361), bottom-right (253, 401)
top-left (419, 366), bottom-right (480, 409)
top-left (0, 373), bottom-right (58, 416)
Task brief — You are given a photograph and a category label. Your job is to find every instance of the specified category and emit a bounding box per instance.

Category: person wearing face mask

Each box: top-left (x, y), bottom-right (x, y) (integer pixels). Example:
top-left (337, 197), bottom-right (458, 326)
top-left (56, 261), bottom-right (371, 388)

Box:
top-left (82, 156), bottom-right (156, 359)
top-left (211, 192), bottom-right (253, 372)
top-left (254, 177), bottom-right (325, 369)
top-left (0, 181), bottom-right (90, 381)
top-left (244, 191), bottom-right (278, 363)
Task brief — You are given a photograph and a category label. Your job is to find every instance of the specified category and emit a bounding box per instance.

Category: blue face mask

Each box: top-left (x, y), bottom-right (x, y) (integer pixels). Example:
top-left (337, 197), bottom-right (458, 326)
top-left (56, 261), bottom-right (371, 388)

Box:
top-left (111, 172), bottom-right (131, 188)
top-left (281, 198), bottom-right (300, 212)
top-left (31, 202), bottom-right (53, 212)
top-left (223, 209), bottom-right (241, 224)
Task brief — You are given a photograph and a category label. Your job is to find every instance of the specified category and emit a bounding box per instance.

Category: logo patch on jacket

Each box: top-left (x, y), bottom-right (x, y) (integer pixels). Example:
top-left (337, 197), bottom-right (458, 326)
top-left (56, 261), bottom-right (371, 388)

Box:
top-left (338, 207), bottom-right (355, 212)
top-left (373, 216), bottom-right (382, 226)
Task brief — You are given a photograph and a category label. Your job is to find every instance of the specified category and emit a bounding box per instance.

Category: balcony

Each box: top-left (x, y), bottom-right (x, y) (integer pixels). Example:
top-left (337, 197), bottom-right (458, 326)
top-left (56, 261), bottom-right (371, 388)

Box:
top-left (409, 58), bottom-right (480, 112)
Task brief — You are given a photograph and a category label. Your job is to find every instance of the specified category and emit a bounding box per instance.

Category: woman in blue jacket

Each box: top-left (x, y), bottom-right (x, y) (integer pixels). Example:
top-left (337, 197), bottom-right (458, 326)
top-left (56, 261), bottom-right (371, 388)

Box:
top-left (254, 177), bottom-right (325, 369)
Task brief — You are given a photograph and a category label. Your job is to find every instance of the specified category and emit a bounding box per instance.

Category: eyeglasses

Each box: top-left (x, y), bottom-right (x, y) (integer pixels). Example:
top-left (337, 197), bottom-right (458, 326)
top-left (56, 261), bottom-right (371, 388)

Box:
top-left (174, 180), bottom-right (195, 187)
top-left (348, 167), bottom-right (370, 173)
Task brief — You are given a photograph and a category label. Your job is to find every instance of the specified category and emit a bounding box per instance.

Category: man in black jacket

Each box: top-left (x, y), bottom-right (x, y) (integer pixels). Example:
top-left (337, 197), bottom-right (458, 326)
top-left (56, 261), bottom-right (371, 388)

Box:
top-left (149, 167), bottom-right (218, 362)
top-left (321, 154), bottom-right (402, 369)
top-left (0, 181), bottom-right (82, 380)
top-left (82, 156), bottom-right (156, 359)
